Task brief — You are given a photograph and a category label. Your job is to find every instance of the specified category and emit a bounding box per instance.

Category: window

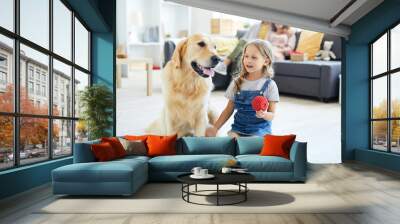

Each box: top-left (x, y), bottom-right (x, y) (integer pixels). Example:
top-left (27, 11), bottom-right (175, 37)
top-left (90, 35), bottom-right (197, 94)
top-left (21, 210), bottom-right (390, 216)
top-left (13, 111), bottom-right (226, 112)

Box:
top-left (0, 54), bottom-right (7, 67)
top-left (53, 119), bottom-right (72, 158)
top-left (0, 116), bottom-right (13, 170)
top-left (0, 35), bottom-right (13, 113)
top-left (74, 69), bottom-right (89, 118)
top-left (0, 71), bottom-right (6, 85)
top-left (75, 18), bottom-right (89, 70)
top-left (0, 0), bottom-right (14, 31)
top-left (0, 1), bottom-right (91, 170)
top-left (53, 0), bottom-right (72, 60)
top-left (0, 54), bottom-right (7, 89)
top-left (28, 67), bottom-right (34, 80)
top-left (53, 59), bottom-right (71, 117)
top-left (35, 70), bottom-right (41, 81)
top-left (28, 81), bottom-right (34, 94)
top-left (371, 23), bottom-right (400, 154)
top-left (20, 0), bottom-right (49, 49)
top-left (42, 85), bottom-right (46, 97)
top-left (36, 83), bottom-right (40, 95)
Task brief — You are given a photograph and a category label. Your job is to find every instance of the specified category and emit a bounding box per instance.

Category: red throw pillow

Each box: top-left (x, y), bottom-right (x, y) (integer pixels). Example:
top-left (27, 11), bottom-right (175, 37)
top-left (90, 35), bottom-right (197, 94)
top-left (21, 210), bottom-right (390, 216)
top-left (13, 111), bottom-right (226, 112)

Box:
top-left (101, 137), bottom-right (127, 158)
top-left (146, 134), bottom-right (177, 157)
top-left (260, 134), bottom-right (296, 159)
top-left (91, 142), bottom-right (117, 162)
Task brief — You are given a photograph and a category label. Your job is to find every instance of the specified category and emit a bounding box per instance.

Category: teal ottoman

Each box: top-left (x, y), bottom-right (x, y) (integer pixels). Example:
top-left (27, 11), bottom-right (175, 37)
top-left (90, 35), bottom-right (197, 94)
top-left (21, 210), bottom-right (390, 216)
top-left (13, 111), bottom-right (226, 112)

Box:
top-left (52, 156), bottom-right (148, 196)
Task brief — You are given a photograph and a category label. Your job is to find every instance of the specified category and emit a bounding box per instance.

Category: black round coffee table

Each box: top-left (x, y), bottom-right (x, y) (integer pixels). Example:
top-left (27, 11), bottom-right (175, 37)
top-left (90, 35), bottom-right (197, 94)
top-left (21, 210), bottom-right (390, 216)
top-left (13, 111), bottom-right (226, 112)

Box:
top-left (177, 173), bottom-right (255, 206)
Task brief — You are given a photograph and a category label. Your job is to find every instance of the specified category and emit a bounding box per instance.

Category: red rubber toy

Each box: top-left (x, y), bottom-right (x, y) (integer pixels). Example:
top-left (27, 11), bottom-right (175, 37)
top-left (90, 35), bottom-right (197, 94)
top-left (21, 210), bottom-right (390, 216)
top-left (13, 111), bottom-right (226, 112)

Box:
top-left (251, 96), bottom-right (269, 111)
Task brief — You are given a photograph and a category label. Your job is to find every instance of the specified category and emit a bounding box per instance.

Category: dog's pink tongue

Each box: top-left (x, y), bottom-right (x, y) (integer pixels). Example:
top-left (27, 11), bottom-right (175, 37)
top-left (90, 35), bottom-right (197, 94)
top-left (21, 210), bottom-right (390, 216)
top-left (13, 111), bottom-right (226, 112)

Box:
top-left (203, 68), bottom-right (215, 77)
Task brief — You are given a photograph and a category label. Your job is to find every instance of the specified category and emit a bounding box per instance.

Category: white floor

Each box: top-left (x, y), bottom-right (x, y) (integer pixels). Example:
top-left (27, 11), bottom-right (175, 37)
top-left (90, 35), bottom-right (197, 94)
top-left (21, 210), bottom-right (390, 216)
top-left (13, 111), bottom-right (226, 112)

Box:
top-left (117, 70), bottom-right (341, 164)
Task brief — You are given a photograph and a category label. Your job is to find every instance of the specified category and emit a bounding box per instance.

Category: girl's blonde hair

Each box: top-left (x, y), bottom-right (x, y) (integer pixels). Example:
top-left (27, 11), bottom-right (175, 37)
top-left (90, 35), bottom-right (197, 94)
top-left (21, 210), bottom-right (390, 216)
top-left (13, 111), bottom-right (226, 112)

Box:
top-left (234, 39), bottom-right (274, 91)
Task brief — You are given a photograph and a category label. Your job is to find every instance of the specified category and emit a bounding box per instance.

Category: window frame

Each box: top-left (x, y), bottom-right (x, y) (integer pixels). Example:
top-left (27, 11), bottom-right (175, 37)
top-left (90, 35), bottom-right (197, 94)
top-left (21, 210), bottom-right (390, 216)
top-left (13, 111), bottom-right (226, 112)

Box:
top-left (370, 20), bottom-right (400, 154)
top-left (0, 0), bottom-right (92, 171)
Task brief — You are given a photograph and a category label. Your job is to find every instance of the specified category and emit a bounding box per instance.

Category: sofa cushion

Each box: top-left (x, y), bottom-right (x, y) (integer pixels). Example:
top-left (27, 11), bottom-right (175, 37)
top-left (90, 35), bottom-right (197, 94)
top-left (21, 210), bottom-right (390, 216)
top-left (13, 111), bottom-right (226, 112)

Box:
top-left (295, 30), bottom-right (324, 60)
top-left (274, 61), bottom-right (320, 79)
top-left (118, 138), bottom-right (148, 156)
top-left (236, 137), bottom-right (263, 155)
top-left (74, 140), bottom-right (100, 163)
top-left (148, 154), bottom-right (235, 172)
top-left (236, 155), bottom-right (293, 172)
top-left (273, 75), bottom-right (320, 97)
top-left (52, 159), bottom-right (147, 183)
top-left (147, 134), bottom-right (177, 157)
top-left (179, 137), bottom-right (235, 155)
top-left (260, 134), bottom-right (296, 159)
top-left (274, 61), bottom-right (341, 79)
top-left (91, 142), bottom-right (118, 162)
top-left (101, 137), bottom-right (127, 158)
top-left (116, 155), bottom-right (150, 163)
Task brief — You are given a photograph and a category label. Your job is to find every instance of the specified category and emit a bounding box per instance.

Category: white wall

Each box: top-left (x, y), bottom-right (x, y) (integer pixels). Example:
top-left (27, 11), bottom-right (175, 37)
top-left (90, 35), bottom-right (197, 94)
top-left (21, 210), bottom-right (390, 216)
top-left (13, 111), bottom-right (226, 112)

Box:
top-left (116, 0), bottom-right (127, 45)
top-left (190, 7), bottom-right (212, 35)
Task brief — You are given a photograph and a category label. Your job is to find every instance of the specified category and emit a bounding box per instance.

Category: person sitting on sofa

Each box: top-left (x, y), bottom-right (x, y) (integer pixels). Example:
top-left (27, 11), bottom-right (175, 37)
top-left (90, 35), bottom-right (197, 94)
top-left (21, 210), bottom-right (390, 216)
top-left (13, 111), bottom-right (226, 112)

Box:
top-left (206, 40), bottom-right (279, 138)
top-left (268, 23), bottom-right (296, 61)
top-left (214, 21), bottom-right (296, 76)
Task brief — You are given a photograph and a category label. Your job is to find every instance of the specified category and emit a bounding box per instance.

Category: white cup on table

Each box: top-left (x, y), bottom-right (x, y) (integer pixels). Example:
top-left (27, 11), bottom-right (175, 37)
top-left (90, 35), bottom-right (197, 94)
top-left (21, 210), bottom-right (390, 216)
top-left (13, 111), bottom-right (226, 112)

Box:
top-left (200, 169), bottom-right (208, 176)
top-left (191, 167), bottom-right (202, 176)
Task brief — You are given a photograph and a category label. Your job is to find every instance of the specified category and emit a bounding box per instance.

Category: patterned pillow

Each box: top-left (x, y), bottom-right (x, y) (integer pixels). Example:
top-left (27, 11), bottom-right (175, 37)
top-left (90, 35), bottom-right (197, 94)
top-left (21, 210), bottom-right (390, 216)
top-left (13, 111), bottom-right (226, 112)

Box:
top-left (118, 138), bottom-right (147, 156)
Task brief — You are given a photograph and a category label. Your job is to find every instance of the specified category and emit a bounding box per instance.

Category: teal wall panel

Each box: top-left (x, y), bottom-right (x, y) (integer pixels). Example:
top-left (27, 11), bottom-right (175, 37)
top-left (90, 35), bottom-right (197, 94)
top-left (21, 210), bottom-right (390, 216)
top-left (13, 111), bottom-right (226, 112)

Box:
top-left (0, 158), bottom-right (72, 199)
top-left (355, 149), bottom-right (400, 172)
top-left (65, 0), bottom-right (110, 32)
top-left (92, 33), bottom-right (114, 87)
top-left (343, 44), bottom-right (370, 160)
top-left (344, 0), bottom-right (400, 172)
top-left (91, 32), bottom-right (115, 135)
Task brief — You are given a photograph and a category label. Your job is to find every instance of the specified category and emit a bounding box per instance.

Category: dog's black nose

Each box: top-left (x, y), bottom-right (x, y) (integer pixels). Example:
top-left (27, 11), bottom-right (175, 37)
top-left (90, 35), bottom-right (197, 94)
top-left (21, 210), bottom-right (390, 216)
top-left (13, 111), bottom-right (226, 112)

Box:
top-left (211, 55), bottom-right (221, 66)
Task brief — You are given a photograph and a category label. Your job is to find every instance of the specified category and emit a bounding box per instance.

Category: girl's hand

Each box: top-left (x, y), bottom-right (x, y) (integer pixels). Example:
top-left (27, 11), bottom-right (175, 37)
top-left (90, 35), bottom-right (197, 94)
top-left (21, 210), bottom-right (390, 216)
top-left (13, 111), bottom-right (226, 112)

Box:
top-left (205, 126), bottom-right (218, 137)
top-left (255, 110), bottom-right (267, 119)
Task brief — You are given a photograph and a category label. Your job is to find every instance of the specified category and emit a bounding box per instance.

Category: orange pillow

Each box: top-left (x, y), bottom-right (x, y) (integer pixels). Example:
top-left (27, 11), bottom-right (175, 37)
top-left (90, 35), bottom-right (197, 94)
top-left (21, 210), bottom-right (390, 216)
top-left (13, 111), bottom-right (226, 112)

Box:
top-left (91, 142), bottom-right (117, 161)
top-left (124, 135), bottom-right (150, 141)
top-left (260, 134), bottom-right (296, 159)
top-left (101, 137), bottom-right (126, 158)
top-left (146, 134), bottom-right (177, 157)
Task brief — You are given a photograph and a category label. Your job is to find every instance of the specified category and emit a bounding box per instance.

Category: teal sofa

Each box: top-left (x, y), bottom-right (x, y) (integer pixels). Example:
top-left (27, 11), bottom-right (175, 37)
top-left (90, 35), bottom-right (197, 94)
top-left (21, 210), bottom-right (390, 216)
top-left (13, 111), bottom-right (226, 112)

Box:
top-left (52, 137), bottom-right (307, 196)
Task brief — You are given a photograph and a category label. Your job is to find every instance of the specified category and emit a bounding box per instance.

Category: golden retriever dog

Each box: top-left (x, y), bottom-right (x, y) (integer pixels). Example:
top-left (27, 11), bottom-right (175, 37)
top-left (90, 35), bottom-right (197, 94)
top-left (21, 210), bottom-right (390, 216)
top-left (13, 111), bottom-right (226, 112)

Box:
top-left (146, 34), bottom-right (220, 137)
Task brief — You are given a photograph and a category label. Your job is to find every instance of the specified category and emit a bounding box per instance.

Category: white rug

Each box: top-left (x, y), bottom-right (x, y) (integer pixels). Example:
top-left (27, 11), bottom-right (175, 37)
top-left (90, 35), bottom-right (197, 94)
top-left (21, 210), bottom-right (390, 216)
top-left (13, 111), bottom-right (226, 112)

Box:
top-left (38, 183), bottom-right (362, 214)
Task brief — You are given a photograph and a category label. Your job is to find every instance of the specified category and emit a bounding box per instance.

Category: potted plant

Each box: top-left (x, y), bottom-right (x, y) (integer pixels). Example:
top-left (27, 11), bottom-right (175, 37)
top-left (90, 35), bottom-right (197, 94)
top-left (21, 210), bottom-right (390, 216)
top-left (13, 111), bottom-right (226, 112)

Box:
top-left (79, 84), bottom-right (113, 140)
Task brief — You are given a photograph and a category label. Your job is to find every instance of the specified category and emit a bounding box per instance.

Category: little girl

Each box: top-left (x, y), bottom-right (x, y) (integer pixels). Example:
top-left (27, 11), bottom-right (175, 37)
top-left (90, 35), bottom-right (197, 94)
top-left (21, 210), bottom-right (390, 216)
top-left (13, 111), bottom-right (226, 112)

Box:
top-left (206, 40), bottom-right (279, 137)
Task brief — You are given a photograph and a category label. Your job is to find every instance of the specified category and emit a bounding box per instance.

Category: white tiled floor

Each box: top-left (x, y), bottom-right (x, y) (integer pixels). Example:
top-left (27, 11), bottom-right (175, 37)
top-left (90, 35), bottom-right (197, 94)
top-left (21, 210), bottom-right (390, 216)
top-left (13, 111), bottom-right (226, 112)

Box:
top-left (117, 70), bottom-right (341, 164)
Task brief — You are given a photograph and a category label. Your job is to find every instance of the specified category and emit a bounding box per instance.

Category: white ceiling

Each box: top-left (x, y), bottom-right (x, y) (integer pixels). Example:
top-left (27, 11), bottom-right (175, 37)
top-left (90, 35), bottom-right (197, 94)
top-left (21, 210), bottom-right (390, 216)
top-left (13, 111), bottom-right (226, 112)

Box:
top-left (168, 0), bottom-right (384, 38)
top-left (223, 0), bottom-right (352, 22)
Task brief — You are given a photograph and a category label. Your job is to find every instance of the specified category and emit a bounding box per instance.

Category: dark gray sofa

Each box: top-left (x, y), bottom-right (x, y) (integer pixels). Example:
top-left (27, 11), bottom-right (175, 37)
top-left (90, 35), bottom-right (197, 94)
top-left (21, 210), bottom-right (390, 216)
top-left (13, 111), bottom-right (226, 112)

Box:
top-left (273, 33), bottom-right (342, 102)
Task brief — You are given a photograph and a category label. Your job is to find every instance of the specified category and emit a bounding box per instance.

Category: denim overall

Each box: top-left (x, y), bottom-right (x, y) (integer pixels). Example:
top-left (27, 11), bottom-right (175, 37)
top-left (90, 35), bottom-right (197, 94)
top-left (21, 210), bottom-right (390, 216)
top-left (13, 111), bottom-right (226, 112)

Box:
top-left (231, 79), bottom-right (272, 136)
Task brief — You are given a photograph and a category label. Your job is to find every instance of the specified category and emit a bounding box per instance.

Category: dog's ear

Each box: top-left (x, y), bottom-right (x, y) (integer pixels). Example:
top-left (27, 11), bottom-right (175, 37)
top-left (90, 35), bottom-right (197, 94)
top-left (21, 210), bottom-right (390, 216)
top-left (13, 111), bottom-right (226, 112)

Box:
top-left (171, 38), bottom-right (188, 69)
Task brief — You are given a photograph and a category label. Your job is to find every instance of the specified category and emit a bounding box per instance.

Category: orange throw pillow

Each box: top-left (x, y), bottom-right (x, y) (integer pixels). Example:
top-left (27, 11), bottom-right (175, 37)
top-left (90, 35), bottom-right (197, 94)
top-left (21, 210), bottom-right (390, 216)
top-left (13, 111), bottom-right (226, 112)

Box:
top-left (124, 135), bottom-right (150, 141)
top-left (101, 137), bottom-right (127, 158)
top-left (260, 134), bottom-right (296, 159)
top-left (91, 142), bottom-right (117, 162)
top-left (146, 134), bottom-right (177, 157)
